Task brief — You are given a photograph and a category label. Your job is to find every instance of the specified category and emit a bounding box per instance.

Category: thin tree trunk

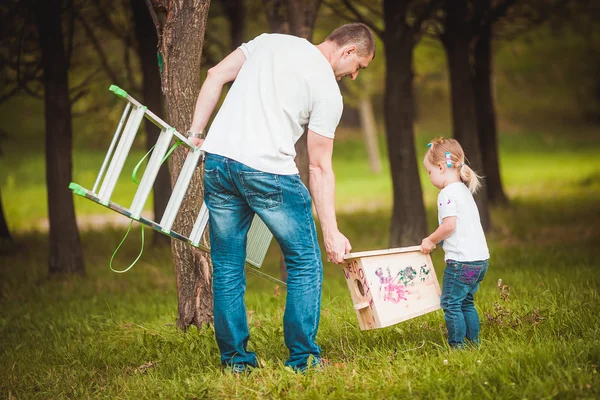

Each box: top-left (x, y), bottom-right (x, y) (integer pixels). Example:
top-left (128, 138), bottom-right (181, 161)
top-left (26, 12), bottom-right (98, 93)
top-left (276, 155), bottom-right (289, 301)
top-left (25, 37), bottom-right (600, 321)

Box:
top-left (147, 0), bottom-right (212, 331)
top-left (131, 0), bottom-right (172, 246)
top-left (285, 0), bottom-right (321, 42)
top-left (473, 16), bottom-right (508, 205)
top-left (359, 92), bottom-right (382, 174)
top-left (262, 0), bottom-right (290, 34)
top-left (263, 0), bottom-right (321, 282)
top-left (33, 0), bottom-right (85, 275)
top-left (221, 0), bottom-right (245, 49)
top-left (0, 186), bottom-right (13, 246)
top-left (442, 0), bottom-right (491, 231)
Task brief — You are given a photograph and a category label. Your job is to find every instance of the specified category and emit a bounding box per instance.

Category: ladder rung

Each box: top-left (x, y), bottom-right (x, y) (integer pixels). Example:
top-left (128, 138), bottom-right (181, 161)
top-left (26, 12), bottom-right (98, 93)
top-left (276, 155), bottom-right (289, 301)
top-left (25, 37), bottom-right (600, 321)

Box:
top-left (97, 105), bottom-right (146, 205)
top-left (159, 149), bottom-right (203, 233)
top-left (129, 128), bottom-right (175, 219)
top-left (93, 102), bottom-right (132, 194)
top-left (189, 201), bottom-right (210, 246)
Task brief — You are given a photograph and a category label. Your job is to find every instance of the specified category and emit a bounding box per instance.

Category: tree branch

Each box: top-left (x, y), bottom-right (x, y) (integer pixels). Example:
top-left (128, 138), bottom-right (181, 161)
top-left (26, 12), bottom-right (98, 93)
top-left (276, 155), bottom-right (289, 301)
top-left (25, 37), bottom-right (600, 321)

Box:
top-left (340, 0), bottom-right (384, 37)
top-left (411, 0), bottom-right (445, 42)
top-left (144, 0), bottom-right (165, 41)
top-left (322, 0), bottom-right (357, 24)
top-left (69, 67), bottom-right (101, 97)
top-left (92, 0), bottom-right (129, 41)
top-left (76, 13), bottom-right (121, 86)
top-left (65, 0), bottom-right (76, 69)
top-left (0, 86), bottom-right (20, 106)
top-left (352, 0), bottom-right (382, 19)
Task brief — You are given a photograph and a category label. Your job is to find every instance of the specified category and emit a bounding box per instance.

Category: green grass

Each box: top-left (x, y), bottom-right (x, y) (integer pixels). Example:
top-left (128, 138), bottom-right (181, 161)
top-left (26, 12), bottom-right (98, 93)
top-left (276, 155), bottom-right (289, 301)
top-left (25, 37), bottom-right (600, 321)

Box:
top-left (1, 125), bottom-right (599, 398)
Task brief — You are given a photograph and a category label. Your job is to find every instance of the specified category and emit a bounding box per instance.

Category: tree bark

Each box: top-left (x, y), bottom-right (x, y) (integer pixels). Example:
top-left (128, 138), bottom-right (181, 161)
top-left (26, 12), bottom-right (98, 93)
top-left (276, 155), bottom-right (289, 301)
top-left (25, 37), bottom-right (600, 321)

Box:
top-left (146, 0), bottom-right (212, 331)
top-left (382, 0), bottom-right (427, 247)
top-left (131, 0), bottom-right (172, 246)
top-left (33, 0), bottom-right (85, 275)
top-left (382, 40), bottom-right (427, 245)
top-left (473, 10), bottom-right (508, 205)
top-left (442, 0), bottom-right (491, 231)
top-left (262, 0), bottom-right (321, 282)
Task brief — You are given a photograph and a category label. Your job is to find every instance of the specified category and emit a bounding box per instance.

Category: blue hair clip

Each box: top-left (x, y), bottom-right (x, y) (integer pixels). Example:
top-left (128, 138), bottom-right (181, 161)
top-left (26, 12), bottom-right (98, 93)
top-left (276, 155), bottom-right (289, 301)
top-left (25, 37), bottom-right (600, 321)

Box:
top-left (445, 152), bottom-right (452, 167)
top-left (426, 143), bottom-right (432, 148)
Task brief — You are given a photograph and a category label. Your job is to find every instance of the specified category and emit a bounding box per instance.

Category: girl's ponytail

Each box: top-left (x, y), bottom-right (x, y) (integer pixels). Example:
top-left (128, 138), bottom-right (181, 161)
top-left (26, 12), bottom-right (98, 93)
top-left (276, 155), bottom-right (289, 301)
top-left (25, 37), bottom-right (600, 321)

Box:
top-left (459, 163), bottom-right (482, 194)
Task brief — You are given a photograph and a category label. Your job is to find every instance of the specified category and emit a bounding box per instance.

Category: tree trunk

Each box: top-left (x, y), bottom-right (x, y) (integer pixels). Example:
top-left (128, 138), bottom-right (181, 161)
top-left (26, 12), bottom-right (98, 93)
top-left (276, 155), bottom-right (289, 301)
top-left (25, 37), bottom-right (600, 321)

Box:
top-left (383, 37), bottom-right (427, 246)
top-left (473, 16), bottom-right (508, 205)
top-left (285, 0), bottom-right (321, 42)
top-left (442, 0), bottom-right (491, 231)
top-left (359, 92), bottom-right (382, 174)
top-left (381, 0), bottom-right (427, 247)
top-left (0, 186), bottom-right (13, 247)
top-left (221, 0), bottom-right (245, 49)
top-left (147, 0), bottom-right (212, 331)
top-left (262, 0), bottom-right (290, 34)
top-left (263, 0), bottom-right (321, 282)
top-left (33, 0), bottom-right (85, 276)
top-left (131, 0), bottom-right (172, 246)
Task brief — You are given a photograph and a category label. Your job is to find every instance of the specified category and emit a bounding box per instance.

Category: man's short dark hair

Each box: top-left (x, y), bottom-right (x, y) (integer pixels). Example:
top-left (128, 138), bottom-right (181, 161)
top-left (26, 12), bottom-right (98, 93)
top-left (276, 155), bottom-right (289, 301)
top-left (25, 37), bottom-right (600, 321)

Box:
top-left (326, 23), bottom-right (376, 59)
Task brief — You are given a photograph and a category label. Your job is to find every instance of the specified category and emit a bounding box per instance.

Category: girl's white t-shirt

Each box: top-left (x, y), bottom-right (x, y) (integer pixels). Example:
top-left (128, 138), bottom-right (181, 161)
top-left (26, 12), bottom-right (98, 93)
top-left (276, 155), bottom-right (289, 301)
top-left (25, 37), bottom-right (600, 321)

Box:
top-left (201, 33), bottom-right (343, 175)
top-left (437, 182), bottom-right (490, 262)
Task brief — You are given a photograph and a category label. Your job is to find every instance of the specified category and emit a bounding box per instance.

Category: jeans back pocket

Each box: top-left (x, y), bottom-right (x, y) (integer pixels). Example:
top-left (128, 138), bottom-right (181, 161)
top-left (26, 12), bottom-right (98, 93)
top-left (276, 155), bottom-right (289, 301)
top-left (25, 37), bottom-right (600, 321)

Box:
top-left (455, 261), bottom-right (487, 285)
top-left (204, 168), bottom-right (233, 206)
top-left (239, 171), bottom-right (283, 210)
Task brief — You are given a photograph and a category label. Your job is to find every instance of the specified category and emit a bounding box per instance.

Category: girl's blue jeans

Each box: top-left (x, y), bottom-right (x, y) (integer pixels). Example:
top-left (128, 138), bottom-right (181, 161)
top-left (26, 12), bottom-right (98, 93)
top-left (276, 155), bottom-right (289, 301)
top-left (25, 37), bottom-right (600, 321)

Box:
top-left (440, 259), bottom-right (489, 348)
top-left (203, 153), bottom-right (322, 371)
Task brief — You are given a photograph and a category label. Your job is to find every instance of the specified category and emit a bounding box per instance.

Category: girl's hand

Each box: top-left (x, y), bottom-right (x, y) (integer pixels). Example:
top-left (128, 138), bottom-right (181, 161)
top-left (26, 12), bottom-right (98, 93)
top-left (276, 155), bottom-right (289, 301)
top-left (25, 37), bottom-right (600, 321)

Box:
top-left (420, 237), bottom-right (436, 254)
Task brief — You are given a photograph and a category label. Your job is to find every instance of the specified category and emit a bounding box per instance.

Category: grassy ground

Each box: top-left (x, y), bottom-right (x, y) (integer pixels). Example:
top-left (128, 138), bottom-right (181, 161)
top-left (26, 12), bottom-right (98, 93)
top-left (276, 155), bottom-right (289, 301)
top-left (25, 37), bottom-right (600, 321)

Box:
top-left (1, 125), bottom-right (599, 398)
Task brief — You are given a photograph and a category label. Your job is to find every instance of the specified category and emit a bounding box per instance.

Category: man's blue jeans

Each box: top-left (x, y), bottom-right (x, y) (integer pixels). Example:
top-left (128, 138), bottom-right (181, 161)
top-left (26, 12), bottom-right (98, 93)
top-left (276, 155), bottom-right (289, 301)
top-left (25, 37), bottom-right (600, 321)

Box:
top-left (203, 153), bottom-right (323, 371)
top-left (440, 259), bottom-right (489, 348)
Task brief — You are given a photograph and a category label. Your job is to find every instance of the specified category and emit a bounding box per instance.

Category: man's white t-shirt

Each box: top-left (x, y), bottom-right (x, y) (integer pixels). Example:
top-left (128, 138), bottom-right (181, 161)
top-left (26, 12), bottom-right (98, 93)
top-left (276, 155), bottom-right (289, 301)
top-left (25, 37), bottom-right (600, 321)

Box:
top-left (201, 33), bottom-right (343, 175)
top-left (437, 182), bottom-right (490, 262)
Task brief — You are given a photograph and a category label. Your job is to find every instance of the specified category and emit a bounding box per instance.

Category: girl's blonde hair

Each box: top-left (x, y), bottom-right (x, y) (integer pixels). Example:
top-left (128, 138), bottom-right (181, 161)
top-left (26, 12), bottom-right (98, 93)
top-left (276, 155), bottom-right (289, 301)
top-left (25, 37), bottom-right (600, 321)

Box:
top-left (425, 137), bottom-right (483, 194)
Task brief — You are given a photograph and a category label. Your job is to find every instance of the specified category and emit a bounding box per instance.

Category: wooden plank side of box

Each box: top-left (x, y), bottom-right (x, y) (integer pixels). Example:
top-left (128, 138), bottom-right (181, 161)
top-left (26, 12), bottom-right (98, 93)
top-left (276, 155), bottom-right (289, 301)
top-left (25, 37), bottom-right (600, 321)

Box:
top-left (342, 258), bottom-right (379, 330)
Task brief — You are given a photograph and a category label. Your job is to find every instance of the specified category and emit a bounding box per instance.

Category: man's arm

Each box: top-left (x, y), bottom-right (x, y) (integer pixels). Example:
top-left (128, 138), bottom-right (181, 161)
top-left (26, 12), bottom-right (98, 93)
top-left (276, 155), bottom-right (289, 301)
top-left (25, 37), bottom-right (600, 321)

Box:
top-left (188, 48), bottom-right (246, 147)
top-left (307, 129), bottom-right (352, 264)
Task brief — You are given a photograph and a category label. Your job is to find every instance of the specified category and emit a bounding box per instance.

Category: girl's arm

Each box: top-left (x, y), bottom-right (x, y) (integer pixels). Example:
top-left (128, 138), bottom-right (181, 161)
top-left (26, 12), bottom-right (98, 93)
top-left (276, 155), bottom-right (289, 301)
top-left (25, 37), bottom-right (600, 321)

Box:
top-left (420, 216), bottom-right (457, 254)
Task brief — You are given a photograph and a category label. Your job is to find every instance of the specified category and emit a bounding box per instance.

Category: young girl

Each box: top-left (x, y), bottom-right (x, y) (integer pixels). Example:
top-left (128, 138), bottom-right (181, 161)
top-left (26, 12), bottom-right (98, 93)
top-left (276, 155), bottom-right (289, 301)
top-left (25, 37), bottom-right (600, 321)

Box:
top-left (420, 138), bottom-right (490, 348)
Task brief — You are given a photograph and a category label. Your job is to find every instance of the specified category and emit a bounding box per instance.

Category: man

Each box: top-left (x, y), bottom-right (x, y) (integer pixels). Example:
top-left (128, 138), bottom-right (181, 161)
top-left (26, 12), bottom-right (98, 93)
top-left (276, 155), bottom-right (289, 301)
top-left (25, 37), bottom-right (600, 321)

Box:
top-left (187, 23), bottom-right (375, 372)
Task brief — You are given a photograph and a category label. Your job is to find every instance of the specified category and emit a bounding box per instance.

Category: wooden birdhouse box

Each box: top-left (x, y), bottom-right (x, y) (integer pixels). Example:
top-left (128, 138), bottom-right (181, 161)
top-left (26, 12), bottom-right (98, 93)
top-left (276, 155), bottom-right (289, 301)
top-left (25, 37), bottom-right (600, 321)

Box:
top-left (341, 246), bottom-right (442, 330)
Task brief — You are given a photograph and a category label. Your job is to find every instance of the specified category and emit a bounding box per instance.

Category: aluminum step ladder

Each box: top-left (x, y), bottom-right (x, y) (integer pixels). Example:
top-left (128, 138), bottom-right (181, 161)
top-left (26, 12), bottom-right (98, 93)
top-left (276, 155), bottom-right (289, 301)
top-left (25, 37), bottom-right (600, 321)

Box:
top-left (69, 85), bottom-right (283, 286)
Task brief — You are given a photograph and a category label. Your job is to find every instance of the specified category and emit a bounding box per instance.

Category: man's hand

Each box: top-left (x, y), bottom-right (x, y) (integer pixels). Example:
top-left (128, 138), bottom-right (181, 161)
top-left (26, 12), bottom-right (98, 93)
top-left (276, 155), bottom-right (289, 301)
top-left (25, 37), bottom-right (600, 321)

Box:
top-left (189, 137), bottom-right (204, 148)
top-left (186, 137), bottom-right (204, 153)
top-left (420, 237), bottom-right (436, 254)
top-left (324, 230), bottom-right (352, 264)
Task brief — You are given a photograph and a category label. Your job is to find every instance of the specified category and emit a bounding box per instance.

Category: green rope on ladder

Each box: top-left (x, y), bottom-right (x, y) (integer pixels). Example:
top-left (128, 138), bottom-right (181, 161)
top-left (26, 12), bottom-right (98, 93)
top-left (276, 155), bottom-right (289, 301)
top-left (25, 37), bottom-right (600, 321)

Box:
top-left (109, 220), bottom-right (145, 274)
top-left (131, 139), bottom-right (183, 184)
top-left (110, 139), bottom-right (183, 273)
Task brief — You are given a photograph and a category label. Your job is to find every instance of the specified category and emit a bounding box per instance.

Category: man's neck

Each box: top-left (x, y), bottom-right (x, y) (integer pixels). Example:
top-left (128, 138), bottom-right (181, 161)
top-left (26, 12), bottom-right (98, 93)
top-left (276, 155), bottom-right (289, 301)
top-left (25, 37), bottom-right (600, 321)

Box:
top-left (316, 41), bottom-right (338, 68)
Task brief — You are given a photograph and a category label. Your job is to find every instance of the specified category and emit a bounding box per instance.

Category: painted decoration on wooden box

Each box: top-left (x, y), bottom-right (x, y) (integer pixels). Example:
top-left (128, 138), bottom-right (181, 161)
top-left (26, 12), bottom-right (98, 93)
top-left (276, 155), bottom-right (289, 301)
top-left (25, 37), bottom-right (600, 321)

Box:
top-left (342, 247), bottom-right (441, 330)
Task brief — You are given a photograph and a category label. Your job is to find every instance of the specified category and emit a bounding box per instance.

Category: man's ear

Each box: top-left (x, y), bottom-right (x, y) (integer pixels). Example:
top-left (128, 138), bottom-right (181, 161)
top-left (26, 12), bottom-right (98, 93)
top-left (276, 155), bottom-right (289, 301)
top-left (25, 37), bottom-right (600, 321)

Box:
top-left (344, 45), bottom-right (357, 57)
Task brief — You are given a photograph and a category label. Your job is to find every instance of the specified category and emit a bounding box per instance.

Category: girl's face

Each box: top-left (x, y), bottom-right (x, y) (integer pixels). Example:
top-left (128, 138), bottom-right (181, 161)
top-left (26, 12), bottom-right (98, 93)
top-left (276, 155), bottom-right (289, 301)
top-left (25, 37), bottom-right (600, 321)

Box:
top-left (424, 158), bottom-right (446, 190)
